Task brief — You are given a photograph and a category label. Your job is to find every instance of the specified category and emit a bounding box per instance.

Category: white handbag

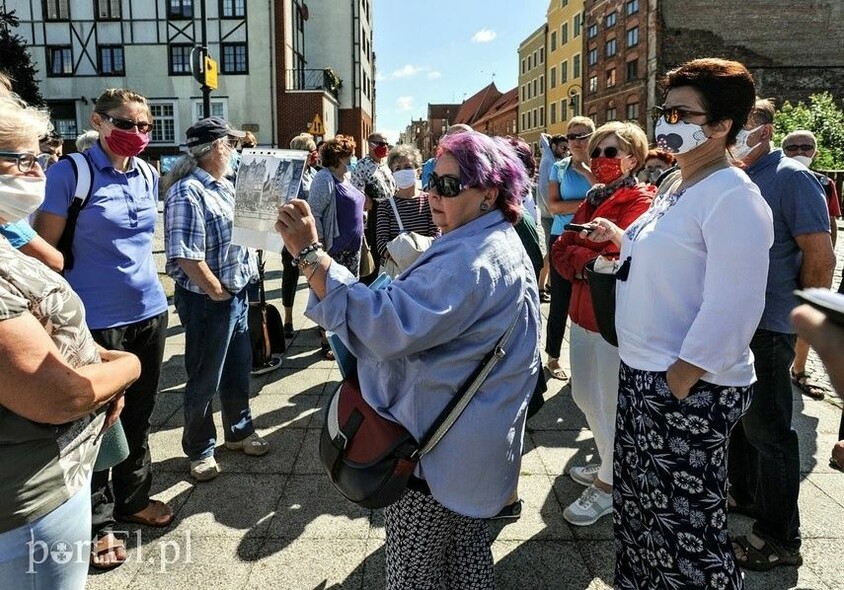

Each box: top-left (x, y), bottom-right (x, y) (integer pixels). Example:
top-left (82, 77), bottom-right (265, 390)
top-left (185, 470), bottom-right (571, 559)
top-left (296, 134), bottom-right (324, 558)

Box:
top-left (382, 196), bottom-right (434, 278)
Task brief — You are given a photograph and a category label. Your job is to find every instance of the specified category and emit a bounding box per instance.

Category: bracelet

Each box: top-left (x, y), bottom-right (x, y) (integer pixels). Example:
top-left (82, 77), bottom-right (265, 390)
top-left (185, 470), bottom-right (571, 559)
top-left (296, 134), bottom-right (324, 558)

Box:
top-left (292, 242), bottom-right (323, 267)
top-left (305, 256), bottom-right (325, 281)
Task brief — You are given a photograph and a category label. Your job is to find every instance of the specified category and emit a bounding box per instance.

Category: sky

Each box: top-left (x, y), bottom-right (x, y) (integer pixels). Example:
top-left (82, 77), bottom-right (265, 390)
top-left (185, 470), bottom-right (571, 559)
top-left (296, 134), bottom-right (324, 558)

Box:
top-left (372, 0), bottom-right (550, 144)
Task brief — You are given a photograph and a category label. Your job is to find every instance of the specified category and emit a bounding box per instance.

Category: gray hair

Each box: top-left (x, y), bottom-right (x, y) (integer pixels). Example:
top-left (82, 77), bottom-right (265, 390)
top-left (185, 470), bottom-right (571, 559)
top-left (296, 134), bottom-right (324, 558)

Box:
top-left (75, 130), bottom-right (99, 152)
top-left (290, 132), bottom-right (316, 152)
top-left (782, 129), bottom-right (816, 146)
top-left (0, 95), bottom-right (52, 151)
top-left (387, 144), bottom-right (422, 170)
top-left (161, 138), bottom-right (226, 193)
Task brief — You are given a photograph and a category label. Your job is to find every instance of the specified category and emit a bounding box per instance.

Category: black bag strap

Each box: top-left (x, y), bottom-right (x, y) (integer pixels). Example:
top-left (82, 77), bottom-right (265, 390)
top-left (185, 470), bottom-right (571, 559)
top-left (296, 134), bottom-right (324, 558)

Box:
top-left (255, 249), bottom-right (267, 305)
top-left (56, 152), bottom-right (94, 271)
top-left (416, 300), bottom-right (523, 458)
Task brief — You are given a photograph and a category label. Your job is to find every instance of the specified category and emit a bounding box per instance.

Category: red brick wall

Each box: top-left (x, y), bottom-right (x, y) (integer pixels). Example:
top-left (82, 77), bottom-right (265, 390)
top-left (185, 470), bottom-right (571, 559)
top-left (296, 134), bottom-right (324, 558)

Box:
top-left (339, 108), bottom-right (372, 157)
top-left (278, 94), bottom-right (326, 149)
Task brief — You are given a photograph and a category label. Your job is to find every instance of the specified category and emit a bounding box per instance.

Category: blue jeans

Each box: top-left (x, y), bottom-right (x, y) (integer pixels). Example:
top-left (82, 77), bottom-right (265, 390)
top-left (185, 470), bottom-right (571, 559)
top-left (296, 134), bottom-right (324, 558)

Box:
top-left (0, 480), bottom-right (92, 589)
top-left (174, 285), bottom-right (255, 461)
top-left (729, 329), bottom-right (800, 551)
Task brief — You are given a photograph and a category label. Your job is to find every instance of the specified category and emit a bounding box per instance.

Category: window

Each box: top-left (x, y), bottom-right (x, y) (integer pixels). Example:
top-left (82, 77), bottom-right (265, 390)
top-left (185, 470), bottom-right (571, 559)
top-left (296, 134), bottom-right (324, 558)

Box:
top-left (550, 31), bottom-right (557, 52)
top-left (521, 112), bottom-right (526, 132)
top-left (562, 0), bottom-right (568, 6)
top-left (626, 0), bottom-right (639, 15)
top-left (587, 24), bottom-right (598, 39)
top-left (606, 38), bottom-right (617, 57)
top-left (606, 68), bottom-right (616, 88)
top-left (539, 47), bottom-right (544, 64)
top-left (193, 99), bottom-right (227, 122)
top-left (168, 44), bottom-right (192, 75)
top-left (44, 0), bottom-right (69, 20)
top-left (560, 60), bottom-right (568, 83)
top-left (560, 101), bottom-right (568, 123)
top-left (539, 106), bottom-right (544, 127)
top-left (561, 23), bottom-right (568, 44)
top-left (47, 46), bottom-right (73, 76)
top-left (574, 13), bottom-right (582, 37)
top-left (605, 12), bottom-right (617, 28)
top-left (220, 0), bottom-right (245, 18)
top-left (222, 43), bottom-right (248, 74)
top-left (48, 101), bottom-right (77, 139)
top-left (98, 45), bottom-right (125, 75)
top-left (528, 54), bottom-right (532, 70)
top-left (521, 58), bottom-right (526, 74)
top-left (532, 108), bottom-right (537, 129)
top-left (571, 94), bottom-right (580, 116)
top-left (95, 0), bottom-right (121, 19)
top-left (627, 26), bottom-right (639, 47)
top-left (573, 54), bottom-right (581, 78)
top-left (606, 107), bottom-right (617, 121)
top-left (587, 48), bottom-right (598, 66)
top-left (588, 75), bottom-right (598, 93)
top-left (550, 66), bottom-right (557, 89)
top-left (533, 50), bottom-right (537, 68)
top-left (532, 78), bottom-right (537, 97)
top-left (540, 75), bottom-right (545, 94)
top-left (149, 102), bottom-right (177, 144)
top-left (550, 102), bottom-right (557, 125)
top-left (168, 0), bottom-right (193, 19)
top-left (626, 58), bottom-right (638, 81)
top-left (626, 102), bottom-right (639, 120)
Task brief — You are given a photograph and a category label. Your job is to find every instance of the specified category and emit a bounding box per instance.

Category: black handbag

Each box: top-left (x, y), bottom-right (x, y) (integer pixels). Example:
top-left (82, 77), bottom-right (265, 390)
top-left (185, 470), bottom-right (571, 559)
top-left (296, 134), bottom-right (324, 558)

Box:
top-left (248, 250), bottom-right (285, 372)
top-left (584, 257), bottom-right (619, 347)
top-left (319, 305), bottom-right (522, 509)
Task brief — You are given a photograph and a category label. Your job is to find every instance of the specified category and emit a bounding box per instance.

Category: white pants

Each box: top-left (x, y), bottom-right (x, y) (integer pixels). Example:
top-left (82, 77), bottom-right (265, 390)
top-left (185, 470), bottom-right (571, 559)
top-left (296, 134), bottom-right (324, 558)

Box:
top-left (569, 322), bottom-right (620, 486)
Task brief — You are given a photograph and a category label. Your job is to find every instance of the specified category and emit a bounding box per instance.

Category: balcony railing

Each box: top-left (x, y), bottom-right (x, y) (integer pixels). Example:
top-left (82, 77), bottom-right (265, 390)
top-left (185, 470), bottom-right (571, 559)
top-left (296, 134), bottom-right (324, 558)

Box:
top-left (286, 68), bottom-right (342, 98)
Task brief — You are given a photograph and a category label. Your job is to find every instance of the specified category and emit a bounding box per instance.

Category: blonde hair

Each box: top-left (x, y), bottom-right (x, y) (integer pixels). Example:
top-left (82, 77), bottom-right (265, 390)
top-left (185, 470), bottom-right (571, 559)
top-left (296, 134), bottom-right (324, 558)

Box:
top-left (587, 120), bottom-right (649, 169)
top-left (94, 88), bottom-right (151, 119)
top-left (0, 72), bottom-right (13, 96)
top-left (0, 95), bottom-right (53, 151)
top-left (567, 116), bottom-right (596, 134)
top-left (290, 132), bottom-right (316, 151)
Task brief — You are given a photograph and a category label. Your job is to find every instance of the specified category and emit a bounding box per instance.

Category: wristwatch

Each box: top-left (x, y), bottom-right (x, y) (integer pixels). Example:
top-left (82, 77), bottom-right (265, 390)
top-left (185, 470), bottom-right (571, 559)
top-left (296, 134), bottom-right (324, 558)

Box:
top-left (298, 247), bottom-right (325, 268)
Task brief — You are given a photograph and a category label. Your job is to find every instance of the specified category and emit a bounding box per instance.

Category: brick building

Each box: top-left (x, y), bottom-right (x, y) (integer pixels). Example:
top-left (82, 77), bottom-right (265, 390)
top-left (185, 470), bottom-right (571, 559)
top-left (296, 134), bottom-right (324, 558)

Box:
top-left (472, 87), bottom-right (519, 137)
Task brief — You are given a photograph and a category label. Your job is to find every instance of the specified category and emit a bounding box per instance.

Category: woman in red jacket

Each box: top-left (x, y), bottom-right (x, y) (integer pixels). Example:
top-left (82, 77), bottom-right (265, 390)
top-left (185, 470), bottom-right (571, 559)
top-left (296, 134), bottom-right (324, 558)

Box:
top-left (552, 121), bottom-right (653, 526)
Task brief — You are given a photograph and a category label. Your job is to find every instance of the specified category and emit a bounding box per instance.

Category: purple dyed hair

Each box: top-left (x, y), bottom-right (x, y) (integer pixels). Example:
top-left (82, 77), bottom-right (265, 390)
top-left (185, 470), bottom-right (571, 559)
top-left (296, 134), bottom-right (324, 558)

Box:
top-left (436, 131), bottom-right (527, 225)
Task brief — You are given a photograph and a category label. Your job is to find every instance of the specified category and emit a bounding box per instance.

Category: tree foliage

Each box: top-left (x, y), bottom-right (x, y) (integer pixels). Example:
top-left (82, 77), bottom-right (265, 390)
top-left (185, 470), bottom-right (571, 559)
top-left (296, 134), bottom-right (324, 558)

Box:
top-left (0, 10), bottom-right (43, 106)
top-left (774, 92), bottom-right (844, 171)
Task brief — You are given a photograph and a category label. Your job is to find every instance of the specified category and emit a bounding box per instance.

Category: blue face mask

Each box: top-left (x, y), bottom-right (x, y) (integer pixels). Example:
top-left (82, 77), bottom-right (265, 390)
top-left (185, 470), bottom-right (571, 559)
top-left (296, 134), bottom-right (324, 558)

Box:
top-left (229, 150), bottom-right (241, 172)
top-left (348, 156), bottom-right (358, 171)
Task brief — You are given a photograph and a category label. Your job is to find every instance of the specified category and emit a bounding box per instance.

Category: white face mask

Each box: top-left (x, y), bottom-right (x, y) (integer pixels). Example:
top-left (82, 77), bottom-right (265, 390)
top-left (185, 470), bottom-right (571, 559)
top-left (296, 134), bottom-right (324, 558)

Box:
top-left (654, 117), bottom-right (709, 155)
top-left (790, 155), bottom-right (813, 168)
top-left (0, 175), bottom-right (46, 224)
top-left (731, 125), bottom-right (764, 161)
top-left (392, 169), bottom-right (417, 190)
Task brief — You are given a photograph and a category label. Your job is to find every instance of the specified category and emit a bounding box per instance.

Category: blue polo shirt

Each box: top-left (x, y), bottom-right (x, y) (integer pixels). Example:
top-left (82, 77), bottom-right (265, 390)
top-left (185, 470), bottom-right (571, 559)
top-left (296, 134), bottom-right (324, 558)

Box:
top-left (746, 149), bottom-right (830, 334)
top-left (41, 142), bottom-right (168, 329)
top-left (0, 220), bottom-right (36, 249)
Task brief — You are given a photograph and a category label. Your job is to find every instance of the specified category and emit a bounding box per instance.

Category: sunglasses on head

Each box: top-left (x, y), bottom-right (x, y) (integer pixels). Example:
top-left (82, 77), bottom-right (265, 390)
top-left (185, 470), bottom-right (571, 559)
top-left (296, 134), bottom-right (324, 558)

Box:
top-left (565, 132), bottom-right (592, 142)
top-left (97, 112), bottom-right (154, 134)
top-left (591, 146), bottom-right (624, 159)
top-left (425, 172), bottom-right (465, 198)
top-left (783, 143), bottom-right (815, 153)
top-left (0, 151), bottom-right (39, 173)
top-left (650, 105), bottom-right (708, 125)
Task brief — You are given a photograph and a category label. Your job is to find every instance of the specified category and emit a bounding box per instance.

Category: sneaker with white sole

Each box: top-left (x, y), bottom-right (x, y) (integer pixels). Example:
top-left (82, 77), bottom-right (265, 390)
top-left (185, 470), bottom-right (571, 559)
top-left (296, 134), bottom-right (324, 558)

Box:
top-left (563, 485), bottom-right (613, 526)
top-left (190, 456), bottom-right (220, 481)
top-left (569, 463), bottom-right (601, 487)
top-left (251, 355), bottom-right (283, 376)
top-left (224, 432), bottom-right (270, 456)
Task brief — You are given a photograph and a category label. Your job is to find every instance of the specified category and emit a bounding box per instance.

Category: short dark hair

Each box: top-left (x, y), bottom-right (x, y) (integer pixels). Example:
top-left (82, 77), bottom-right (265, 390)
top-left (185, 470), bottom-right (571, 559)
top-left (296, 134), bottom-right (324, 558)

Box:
top-left (550, 134), bottom-right (567, 147)
top-left (662, 58), bottom-right (756, 146)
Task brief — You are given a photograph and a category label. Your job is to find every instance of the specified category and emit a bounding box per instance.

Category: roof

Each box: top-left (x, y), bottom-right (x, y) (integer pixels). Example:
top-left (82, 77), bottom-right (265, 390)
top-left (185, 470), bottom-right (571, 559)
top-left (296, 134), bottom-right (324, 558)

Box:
top-left (428, 103), bottom-right (461, 120)
top-left (453, 82), bottom-right (502, 126)
top-left (472, 87), bottom-right (518, 130)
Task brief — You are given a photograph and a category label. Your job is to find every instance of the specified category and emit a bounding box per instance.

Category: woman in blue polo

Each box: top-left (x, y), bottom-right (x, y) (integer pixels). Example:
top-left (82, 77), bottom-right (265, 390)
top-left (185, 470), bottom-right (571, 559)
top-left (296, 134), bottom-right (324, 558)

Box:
top-left (34, 88), bottom-right (171, 570)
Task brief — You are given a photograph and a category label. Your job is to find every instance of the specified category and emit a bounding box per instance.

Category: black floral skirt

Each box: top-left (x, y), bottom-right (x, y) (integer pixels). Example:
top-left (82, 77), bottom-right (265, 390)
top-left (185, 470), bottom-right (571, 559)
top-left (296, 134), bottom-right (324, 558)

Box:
top-left (613, 362), bottom-right (752, 590)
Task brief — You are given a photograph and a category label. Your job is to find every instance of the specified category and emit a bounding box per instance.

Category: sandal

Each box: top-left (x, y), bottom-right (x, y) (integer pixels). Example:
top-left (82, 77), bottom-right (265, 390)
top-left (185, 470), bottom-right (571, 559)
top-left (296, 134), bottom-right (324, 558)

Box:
top-left (116, 499), bottom-right (174, 528)
top-left (321, 343), bottom-right (335, 361)
top-left (539, 289), bottom-right (551, 303)
top-left (89, 532), bottom-right (127, 571)
top-left (732, 533), bottom-right (803, 571)
top-left (791, 370), bottom-right (827, 400)
top-left (545, 359), bottom-right (568, 381)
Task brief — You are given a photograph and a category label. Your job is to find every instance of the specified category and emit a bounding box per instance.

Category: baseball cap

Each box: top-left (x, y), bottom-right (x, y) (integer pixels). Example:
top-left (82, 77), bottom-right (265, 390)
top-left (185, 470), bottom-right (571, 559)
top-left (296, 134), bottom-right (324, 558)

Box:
top-left (186, 117), bottom-right (245, 147)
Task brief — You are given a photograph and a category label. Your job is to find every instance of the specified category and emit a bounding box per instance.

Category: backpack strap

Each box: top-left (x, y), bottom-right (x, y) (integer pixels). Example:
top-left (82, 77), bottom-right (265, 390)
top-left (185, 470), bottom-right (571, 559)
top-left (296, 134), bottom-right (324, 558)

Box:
top-left (56, 152), bottom-right (94, 271)
top-left (132, 157), bottom-right (155, 192)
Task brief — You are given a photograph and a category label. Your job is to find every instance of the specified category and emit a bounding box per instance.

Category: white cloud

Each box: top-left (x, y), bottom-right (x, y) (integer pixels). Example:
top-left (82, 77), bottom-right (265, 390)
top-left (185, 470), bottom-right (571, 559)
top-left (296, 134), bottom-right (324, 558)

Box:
top-left (390, 64), bottom-right (421, 79)
top-left (396, 96), bottom-right (414, 112)
top-left (427, 70), bottom-right (442, 80)
top-left (472, 29), bottom-right (497, 43)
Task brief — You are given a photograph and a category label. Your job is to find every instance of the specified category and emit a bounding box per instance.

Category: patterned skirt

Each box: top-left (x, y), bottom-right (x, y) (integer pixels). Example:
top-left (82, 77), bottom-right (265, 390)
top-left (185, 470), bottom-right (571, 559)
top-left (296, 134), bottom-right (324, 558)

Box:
top-left (613, 362), bottom-right (752, 590)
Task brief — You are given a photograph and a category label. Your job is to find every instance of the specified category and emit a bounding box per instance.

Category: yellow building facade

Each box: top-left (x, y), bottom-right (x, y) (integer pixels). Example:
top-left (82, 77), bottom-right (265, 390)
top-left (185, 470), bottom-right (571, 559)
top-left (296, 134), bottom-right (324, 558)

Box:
top-left (545, 0), bottom-right (585, 134)
top-left (517, 23), bottom-right (547, 152)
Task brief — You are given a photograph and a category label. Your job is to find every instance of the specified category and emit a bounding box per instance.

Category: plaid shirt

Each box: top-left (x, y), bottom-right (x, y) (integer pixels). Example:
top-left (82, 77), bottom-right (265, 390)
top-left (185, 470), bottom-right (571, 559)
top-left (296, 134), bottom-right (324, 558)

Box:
top-left (164, 167), bottom-right (257, 295)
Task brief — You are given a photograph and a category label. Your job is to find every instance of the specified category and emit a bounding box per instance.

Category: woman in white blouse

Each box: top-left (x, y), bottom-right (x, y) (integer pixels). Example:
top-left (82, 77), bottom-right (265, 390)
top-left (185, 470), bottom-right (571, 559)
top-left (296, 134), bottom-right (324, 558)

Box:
top-left (585, 58), bottom-right (774, 589)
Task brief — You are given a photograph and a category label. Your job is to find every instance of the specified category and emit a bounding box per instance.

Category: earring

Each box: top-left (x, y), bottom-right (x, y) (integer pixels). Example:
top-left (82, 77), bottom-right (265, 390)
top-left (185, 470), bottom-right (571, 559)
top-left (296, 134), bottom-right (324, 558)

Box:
top-left (479, 201), bottom-right (490, 211)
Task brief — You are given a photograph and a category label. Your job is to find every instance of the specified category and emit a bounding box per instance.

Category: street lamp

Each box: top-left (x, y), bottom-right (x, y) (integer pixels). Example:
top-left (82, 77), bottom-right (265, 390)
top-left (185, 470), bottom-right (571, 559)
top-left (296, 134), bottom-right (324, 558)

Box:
top-left (567, 86), bottom-right (582, 115)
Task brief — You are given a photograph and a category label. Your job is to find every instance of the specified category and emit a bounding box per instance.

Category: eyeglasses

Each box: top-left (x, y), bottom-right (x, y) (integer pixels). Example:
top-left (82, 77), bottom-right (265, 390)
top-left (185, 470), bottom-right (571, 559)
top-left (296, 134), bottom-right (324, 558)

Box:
top-left (0, 151), bottom-right (39, 173)
top-left (650, 105), bottom-right (708, 124)
top-left (565, 132), bottom-right (592, 142)
top-left (425, 172), bottom-right (466, 198)
top-left (590, 146), bottom-right (623, 159)
top-left (96, 112), bottom-right (154, 134)
top-left (369, 141), bottom-right (388, 148)
top-left (783, 144), bottom-right (815, 153)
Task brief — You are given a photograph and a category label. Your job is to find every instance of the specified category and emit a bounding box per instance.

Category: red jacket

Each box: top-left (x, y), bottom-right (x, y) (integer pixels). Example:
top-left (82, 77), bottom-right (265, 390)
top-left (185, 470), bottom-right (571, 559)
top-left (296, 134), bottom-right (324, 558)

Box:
top-left (552, 183), bottom-right (654, 332)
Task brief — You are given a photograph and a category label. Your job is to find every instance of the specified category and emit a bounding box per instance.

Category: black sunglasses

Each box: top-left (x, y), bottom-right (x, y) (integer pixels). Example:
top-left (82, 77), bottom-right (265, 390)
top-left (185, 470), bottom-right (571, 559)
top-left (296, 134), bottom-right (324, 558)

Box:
top-left (0, 151), bottom-right (39, 173)
top-left (650, 105), bottom-right (708, 124)
top-left (425, 172), bottom-right (465, 198)
top-left (97, 112), bottom-right (154, 134)
top-left (783, 143), bottom-right (815, 153)
top-left (369, 141), bottom-right (388, 148)
top-left (565, 132), bottom-right (592, 142)
top-left (591, 146), bottom-right (622, 159)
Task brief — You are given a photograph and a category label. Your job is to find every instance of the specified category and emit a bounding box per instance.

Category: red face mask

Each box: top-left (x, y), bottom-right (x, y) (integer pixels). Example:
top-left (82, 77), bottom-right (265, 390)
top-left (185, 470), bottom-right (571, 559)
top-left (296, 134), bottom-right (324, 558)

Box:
top-left (103, 128), bottom-right (150, 158)
top-left (308, 150), bottom-right (319, 166)
top-left (591, 157), bottom-right (625, 185)
top-left (372, 145), bottom-right (388, 159)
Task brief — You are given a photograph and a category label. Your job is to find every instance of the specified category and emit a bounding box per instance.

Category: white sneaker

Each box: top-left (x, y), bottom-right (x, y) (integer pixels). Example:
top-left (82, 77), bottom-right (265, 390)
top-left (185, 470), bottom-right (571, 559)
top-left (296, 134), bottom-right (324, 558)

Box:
top-left (563, 485), bottom-right (613, 526)
top-left (569, 464), bottom-right (601, 487)
top-left (190, 456), bottom-right (220, 481)
top-left (224, 432), bottom-right (270, 456)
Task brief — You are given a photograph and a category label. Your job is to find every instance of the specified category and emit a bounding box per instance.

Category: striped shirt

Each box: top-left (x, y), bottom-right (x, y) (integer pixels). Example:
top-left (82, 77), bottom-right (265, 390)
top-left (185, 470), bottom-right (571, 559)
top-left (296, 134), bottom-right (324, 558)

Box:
top-left (164, 167), bottom-right (257, 295)
top-left (375, 193), bottom-right (440, 259)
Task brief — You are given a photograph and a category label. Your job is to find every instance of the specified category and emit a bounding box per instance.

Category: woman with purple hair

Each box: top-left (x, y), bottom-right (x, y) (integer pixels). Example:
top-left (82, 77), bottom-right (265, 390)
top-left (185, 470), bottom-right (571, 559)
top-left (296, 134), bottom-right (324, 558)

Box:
top-left (276, 130), bottom-right (541, 588)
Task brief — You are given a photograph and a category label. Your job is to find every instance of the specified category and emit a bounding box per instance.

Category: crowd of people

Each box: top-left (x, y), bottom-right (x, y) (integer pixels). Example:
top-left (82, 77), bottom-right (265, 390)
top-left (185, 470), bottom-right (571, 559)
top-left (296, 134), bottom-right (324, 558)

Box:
top-left (0, 53), bottom-right (842, 589)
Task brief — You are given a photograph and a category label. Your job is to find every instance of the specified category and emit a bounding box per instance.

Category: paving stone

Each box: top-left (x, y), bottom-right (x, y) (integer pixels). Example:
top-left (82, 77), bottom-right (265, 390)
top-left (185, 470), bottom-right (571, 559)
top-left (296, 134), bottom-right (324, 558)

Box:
top-left (490, 474), bottom-right (574, 542)
top-left (492, 540), bottom-right (596, 588)
top-left (246, 539), bottom-right (368, 589)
